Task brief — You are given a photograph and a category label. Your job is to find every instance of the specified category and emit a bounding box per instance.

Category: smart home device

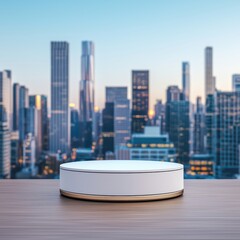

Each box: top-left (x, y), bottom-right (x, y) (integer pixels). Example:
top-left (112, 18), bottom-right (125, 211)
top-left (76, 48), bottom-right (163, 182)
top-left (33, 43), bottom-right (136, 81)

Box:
top-left (60, 160), bottom-right (184, 202)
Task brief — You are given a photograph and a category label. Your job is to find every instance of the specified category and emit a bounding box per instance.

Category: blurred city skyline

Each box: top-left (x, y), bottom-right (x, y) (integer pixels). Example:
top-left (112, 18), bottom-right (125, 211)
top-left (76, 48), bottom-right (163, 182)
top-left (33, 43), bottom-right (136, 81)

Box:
top-left (1, 0), bottom-right (240, 109)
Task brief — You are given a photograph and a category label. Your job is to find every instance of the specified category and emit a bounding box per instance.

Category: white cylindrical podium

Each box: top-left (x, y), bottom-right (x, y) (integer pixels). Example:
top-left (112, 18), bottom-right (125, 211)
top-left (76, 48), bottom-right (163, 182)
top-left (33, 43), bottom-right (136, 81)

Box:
top-left (60, 160), bottom-right (184, 202)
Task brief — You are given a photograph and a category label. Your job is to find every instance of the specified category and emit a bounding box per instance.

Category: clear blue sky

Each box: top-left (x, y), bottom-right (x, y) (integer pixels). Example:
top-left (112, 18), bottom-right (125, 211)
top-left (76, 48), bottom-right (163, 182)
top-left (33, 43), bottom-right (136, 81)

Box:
top-left (1, 0), bottom-right (240, 109)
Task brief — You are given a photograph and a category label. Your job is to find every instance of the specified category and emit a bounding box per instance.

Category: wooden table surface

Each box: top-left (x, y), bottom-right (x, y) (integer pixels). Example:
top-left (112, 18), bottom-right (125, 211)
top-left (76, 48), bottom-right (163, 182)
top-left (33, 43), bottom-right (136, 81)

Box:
top-left (0, 180), bottom-right (240, 240)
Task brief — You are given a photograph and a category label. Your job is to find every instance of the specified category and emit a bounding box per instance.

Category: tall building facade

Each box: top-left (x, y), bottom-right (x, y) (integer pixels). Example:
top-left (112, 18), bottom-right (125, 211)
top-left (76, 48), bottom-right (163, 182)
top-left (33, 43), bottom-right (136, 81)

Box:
top-left (102, 102), bottom-right (114, 158)
top-left (29, 95), bottom-right (43, 156)
top-left (12, 84), bottom-right (29, 169)
top-left (10, 131), bottom-right (20, 178)
top-left (106, 87), bottom-right (130, 154)
top-left (114, 99), bottom-right (130, 152)
top-left (40, 95), bottom-right (48, 151)
top-left (205, 47), bottom-right (215, 100)
top-left (0, 119), bottom-right (10, 179)
top-left (23, 133), bottom-right (36, 176)
top-left (19, 86), bottom-right (29, 141)
top-left (92, 108), bottom-right (102, 158)
top-left (166, 85), bottom-right (182, 102)
top-left (0, 70), bottom-right (11, 179)
top-left (166, 89), bottom-right (190, 165)
top-left (0, 70), bottom-right (12, 130)
top-left (193, 97), bottom-right (205, 154)
top-left (213, 91), bottom-right (240, 178)
top-left (182, 62), bottom-right (190, 101)
top-left (50, 42), bottom-right (69, 154)
top-left (131, 70), bottom-right (149, 134)
top-left (70, 107), bottom-right (80, 149)
top-left (79, 41), bottom-right (95, 148)
top-left (13, 83), bottom-right (20, 131)
top-left (154, 99), bottom-right (166, 134)
top-left (28, 95), bottom-right (48, 152)
top-left (92, 108), bottom-right (101, 144)
top-left (106, 87), bottom-right (127, 102)
top-left (232, 74), bottom-right (240, 92)
top-left (25, 106), bottom-right (38, 139)
top-left (205, 94), bottom-right (215, 155)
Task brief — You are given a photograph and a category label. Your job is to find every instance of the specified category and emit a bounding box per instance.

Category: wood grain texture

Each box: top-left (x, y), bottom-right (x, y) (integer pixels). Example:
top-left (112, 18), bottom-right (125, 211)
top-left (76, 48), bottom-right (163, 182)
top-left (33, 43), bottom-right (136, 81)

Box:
top-left (0, 180), bottom-right (240, 240)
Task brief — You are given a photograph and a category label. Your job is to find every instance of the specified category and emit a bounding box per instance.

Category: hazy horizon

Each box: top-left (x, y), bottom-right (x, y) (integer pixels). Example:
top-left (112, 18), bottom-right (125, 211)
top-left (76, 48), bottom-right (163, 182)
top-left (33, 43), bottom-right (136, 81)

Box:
top-left (1, 0), bottom-right (240, 109)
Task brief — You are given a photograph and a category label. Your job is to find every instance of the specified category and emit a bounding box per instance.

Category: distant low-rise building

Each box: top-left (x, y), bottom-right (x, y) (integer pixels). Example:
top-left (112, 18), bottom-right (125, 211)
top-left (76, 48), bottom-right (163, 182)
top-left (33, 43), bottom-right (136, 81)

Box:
top-left (76, 148), bottom-right (95, 161)
top-left (117, 126), bottom-right (177, 162)
top-left (186, 154), bottom-right (214, 179)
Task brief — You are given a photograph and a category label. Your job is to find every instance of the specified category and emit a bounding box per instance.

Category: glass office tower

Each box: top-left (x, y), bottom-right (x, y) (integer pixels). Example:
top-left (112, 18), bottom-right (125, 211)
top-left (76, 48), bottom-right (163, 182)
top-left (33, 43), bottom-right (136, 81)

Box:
top-left (182, 62), bottom-right (190, 101)
top-left (193, 97), bottom-right (205, 154)
top-left (79, 41), bottom-right (95, 148)
top-left (131, 70), bottom-right (149, 134)
top-left (50, 42), bottom-right (69, 154)
top-left (213, 91), bottom-right (240, 178)
top-left (205, 47), bottom-right (215, 100)
top-left (105, 87), bottom-right (130, 155)
top-left (0, 71), bottom-right (11, 179)
top-left (0, 70), bottom-right (12, 130)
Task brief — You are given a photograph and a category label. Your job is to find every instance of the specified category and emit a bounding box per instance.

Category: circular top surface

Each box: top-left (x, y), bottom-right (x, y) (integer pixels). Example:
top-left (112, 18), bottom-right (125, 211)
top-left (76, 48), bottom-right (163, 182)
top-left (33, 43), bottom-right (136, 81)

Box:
top-left (60, 160), bottom-right (183, 173)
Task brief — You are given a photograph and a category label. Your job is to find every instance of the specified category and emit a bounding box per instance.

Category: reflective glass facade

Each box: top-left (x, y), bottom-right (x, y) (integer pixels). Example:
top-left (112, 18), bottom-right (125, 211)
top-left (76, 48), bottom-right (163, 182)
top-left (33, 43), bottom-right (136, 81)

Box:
top-left (182, 62), bottom-right (190, 101)
top-left (131, 70), bottom-right (149, 134)
top-left (205, 47), bottom-right (215, 99)
top-left (50, 42), bottom-right (69, 154)
top-left (79, 41), bottom-right (94, 148)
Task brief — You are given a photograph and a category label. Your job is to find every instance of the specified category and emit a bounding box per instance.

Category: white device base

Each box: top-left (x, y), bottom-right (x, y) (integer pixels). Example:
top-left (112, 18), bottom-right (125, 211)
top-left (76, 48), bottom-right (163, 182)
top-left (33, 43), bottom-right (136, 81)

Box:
top-left (60, 160), bottom-right (184, 202)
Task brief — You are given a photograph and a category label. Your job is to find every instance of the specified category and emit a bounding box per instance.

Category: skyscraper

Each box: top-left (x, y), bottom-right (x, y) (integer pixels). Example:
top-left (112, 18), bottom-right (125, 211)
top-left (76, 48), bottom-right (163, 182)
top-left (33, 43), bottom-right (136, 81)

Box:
top-left (50, 42), bottom-right (69, 154)
top-left (131, 70), bottom-right (149, 134)
top-left (105, 87), bottom-right (130, 154)
top-left (19, 86), bottom-right (29, 141)
top-left (29, 95), bottom-right (43, 156)
top-left (0, 118), bottom-right (10, 179)
top-left (205, 47), bottom-right (215, 100)
top-left (154, 100), bottom-right (166, 134)
top-left (0, 102), bottom-right (11, 179)
top-left (70, 106), bottom-right (80, 149)
top-left (10, 131), bottom-right (20, 179)
top-left (193, 97), bottom-right (205, 154)
top-left (40, 95), bottom-right (48, 151)
top-left (166, 86), bottom-right (182, 102)
top-left (232, 74), bottom-right (240, 92)
top-left (166, 87), bottom-right (190, 165)
top-left (23, 133), bottom-right (36, 176)
top-left (102, 102), bottom-right (114, 158)
top-left (92, 107), bottom-right (101, 144)
top-left (106, 87), bottom-right (127, 102)
top-left (114, 99), bottom-right (130, 152)
top-left (205, 94), bottom-right (215, 155)
top-left (0, 70), bottom-right (11, 179)
top-left (0, 70), bottom-right (12, 130)
top-left (166, 101), bottom-right (190, 165)
top-left (25, 105), bottom-right (38, 139)
top-left (92, 107), bottom-right (102, 157)
top-left (79, 41), bottom-right (94, 148)
top-left (213, 91), bottom-right (240, 178)
top-left (182, 62), bottom-right (190, 101)
top-left (13, 83), bottom-right (20, 131)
